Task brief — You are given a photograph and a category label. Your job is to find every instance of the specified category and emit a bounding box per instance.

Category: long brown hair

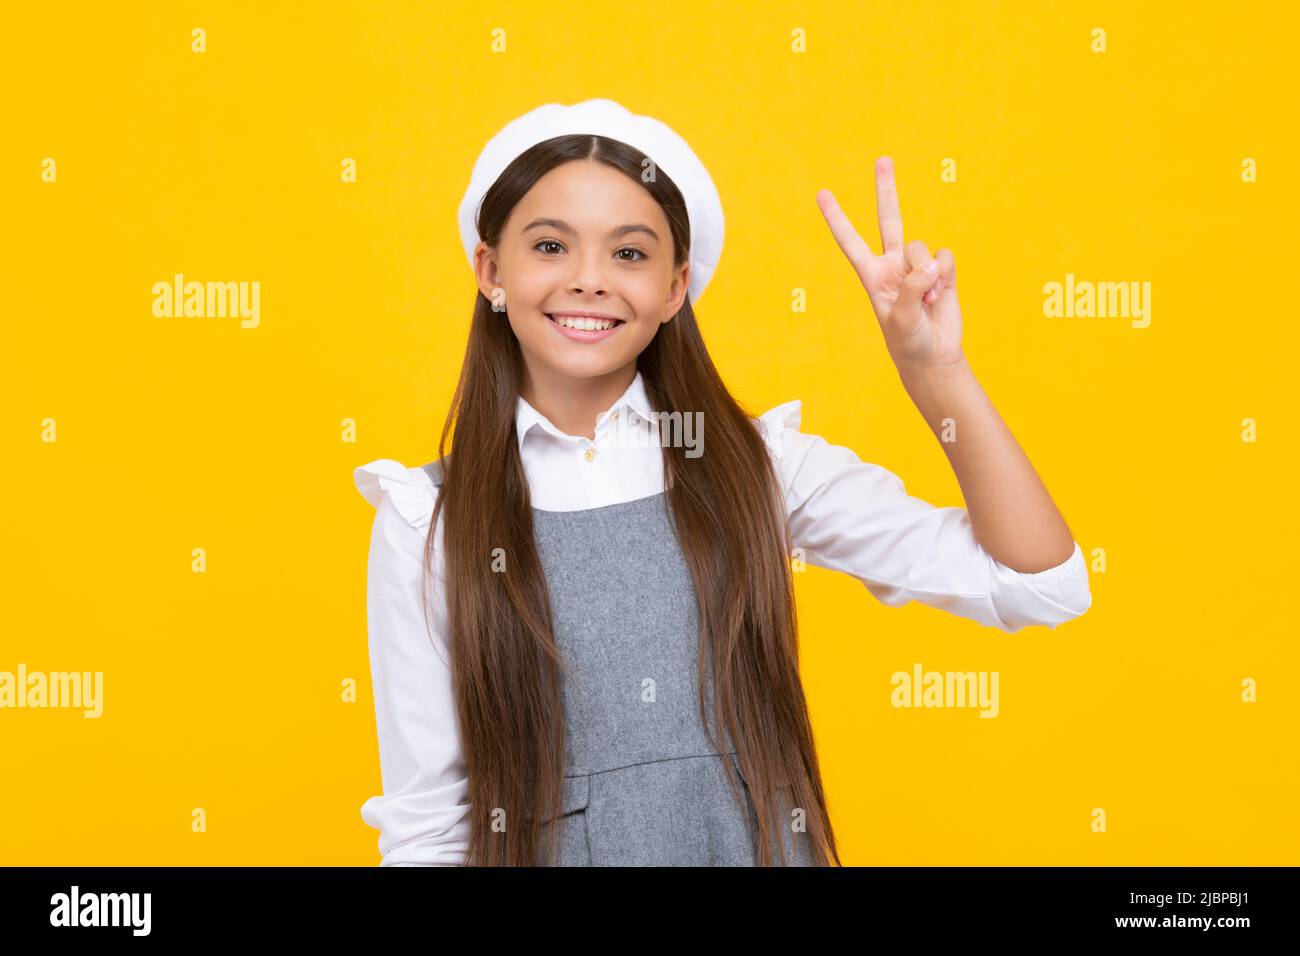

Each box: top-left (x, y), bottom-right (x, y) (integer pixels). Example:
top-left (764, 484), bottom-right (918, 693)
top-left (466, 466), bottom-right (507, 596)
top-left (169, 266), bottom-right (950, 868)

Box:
top-left (423, 133), bottom-right (840, 866)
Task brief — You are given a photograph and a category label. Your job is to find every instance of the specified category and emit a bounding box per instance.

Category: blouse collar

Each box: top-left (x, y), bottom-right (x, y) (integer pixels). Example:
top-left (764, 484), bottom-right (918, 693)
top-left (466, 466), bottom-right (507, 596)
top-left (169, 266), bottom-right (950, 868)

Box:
top-left (514, 370), bottom-right (656, 453)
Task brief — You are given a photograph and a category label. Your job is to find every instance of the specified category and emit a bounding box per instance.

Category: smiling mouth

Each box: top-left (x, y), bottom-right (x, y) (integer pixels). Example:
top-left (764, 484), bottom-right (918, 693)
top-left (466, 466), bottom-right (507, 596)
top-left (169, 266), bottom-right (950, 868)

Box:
top-left (545, 313), bottom-right (627, 331)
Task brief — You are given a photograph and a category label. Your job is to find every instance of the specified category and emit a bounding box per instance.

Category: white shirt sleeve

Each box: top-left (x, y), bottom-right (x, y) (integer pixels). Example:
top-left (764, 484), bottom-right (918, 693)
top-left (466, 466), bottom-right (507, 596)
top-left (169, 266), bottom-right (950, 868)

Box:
top-left (755, 401), bottom-right (1092, 633)
top-left (354, 459), bottom-right (470, 865)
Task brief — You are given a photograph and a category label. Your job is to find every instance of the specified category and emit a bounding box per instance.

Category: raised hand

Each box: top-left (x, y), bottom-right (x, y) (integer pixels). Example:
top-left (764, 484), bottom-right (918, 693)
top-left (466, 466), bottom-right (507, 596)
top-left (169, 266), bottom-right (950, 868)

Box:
top-left (817, 157), bottom-right (964, 374)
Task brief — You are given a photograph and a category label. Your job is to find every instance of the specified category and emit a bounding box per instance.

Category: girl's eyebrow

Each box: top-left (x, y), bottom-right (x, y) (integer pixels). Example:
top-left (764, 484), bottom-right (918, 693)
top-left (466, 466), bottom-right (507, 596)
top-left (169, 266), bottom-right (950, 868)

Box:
top-left (523, 217), bottom-right (660, 243)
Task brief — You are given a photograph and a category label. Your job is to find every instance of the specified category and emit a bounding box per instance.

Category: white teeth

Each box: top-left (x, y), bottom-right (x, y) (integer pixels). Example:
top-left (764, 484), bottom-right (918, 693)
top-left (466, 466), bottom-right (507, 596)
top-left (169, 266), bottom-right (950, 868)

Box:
top-left (554, 315), bottom-right (616, 331)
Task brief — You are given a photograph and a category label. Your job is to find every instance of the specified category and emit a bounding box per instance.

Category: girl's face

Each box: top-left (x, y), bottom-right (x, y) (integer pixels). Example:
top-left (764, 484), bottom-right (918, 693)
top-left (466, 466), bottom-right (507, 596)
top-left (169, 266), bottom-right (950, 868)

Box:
top-left (474, 159), bottom-right (690, 385)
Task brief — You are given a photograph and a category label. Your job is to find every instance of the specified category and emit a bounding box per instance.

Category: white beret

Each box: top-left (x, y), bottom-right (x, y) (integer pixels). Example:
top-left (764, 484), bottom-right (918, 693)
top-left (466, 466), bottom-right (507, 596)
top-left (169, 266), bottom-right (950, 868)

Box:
top-left (458, 98), bottom-right (725, 305)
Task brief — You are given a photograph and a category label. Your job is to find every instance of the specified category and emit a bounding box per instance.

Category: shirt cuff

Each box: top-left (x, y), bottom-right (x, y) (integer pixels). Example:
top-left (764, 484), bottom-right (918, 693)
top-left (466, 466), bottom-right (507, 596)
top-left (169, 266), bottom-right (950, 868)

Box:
top-left (989, 540), bottom-right (1092, 630)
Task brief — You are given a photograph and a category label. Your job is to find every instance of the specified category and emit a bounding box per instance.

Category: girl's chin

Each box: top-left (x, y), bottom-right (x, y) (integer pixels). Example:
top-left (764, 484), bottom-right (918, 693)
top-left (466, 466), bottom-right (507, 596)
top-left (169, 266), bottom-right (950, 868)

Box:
top-left (527, 348), bottom-right (627, 377)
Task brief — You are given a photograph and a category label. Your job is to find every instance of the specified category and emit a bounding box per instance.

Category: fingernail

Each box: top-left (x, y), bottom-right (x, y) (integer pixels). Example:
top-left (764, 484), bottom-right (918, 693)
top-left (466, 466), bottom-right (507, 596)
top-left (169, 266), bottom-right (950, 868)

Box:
top-left (924, 260), bottom-right (938, 275)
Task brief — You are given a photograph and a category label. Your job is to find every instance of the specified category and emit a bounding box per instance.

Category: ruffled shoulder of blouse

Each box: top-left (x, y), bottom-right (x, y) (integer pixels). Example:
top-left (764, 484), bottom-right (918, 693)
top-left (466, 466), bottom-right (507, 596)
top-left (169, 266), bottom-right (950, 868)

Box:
top-left (353, 458), bottom-right (438, 532)
top-left (753, 399), bottom-right (803, 463)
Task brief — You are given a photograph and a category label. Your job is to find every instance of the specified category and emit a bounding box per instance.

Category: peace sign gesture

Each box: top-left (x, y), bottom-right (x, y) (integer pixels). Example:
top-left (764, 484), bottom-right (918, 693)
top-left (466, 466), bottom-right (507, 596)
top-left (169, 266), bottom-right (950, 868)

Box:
top-left (817, 157), bottom-right (964, 375)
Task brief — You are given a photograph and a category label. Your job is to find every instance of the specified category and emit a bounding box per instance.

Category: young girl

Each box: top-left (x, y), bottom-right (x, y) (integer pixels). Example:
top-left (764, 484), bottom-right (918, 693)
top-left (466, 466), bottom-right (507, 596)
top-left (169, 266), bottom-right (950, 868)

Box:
top-left (353, 98), bottom-right (1091, 868)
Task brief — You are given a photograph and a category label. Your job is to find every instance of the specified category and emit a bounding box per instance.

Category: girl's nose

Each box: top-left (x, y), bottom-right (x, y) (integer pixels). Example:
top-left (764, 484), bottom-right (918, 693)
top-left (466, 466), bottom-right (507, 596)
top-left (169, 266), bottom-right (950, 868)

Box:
top-left (567, 254), bottom-right (610, 295)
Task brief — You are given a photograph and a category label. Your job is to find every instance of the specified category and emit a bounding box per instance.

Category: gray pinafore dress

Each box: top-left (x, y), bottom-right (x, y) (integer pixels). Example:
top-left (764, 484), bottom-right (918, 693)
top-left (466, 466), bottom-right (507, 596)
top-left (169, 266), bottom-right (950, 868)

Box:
top-left (423, 460), bottom-right (814, 867)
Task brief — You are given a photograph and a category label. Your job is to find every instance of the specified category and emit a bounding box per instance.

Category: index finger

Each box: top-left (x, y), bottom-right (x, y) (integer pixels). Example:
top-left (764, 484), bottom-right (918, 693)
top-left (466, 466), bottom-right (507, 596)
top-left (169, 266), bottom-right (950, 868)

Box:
top-left (875, 157), bottom-right (904, 255)
top-left (816, 188), bottom-right (875, 265)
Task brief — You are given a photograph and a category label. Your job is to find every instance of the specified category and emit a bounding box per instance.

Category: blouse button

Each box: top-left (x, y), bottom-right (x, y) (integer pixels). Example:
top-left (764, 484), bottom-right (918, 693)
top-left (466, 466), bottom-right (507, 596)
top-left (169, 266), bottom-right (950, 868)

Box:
top-left (583, 447), bottom-right (596, 462)
top-left (610, 410), bottom-right (620, 421)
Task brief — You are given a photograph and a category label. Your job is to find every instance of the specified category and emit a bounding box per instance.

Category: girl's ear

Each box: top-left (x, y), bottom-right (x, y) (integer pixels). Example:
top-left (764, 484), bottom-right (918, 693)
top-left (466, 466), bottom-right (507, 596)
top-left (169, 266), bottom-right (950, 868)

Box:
top-left (663, 260), bottom-right (690, 321)
top-left (472, 241), bottom-right (503, 305)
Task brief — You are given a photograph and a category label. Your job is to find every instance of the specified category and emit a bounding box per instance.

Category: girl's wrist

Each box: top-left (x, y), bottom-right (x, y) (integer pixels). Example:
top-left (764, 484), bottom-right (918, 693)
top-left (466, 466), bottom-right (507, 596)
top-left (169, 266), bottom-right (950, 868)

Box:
top-left (896, 352), bottom-right (982, 436)
top-left (896, 351), bottom-right (973, 388)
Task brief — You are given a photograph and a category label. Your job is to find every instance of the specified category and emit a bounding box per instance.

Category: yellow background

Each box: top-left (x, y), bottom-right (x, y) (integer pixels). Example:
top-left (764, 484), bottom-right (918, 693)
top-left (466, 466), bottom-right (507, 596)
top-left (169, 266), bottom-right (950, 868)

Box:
top-left (3, 1), bottom-right (1295, 865)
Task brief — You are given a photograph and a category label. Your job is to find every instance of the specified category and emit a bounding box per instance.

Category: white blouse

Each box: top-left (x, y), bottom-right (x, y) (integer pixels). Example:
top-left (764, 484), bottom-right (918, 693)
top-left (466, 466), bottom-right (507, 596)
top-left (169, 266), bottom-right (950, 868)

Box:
top-left (353, 371), bottom-right (1091, 865)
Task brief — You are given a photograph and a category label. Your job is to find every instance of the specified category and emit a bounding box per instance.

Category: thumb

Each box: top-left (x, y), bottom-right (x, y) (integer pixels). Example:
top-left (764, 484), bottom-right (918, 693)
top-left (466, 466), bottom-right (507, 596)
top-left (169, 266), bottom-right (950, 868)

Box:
top-left (892, 257), bottom-right (938, 323)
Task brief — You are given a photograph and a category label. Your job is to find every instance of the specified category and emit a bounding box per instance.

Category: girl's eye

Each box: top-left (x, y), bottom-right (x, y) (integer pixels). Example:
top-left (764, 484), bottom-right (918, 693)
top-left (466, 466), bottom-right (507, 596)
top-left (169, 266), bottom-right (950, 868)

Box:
top-left (532, 240), bottom-right (646, 262)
